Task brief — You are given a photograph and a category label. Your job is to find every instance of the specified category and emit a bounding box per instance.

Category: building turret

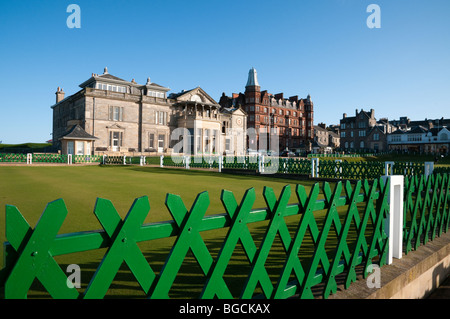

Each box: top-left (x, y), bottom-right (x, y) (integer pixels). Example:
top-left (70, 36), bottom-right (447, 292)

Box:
top-left (245, 67), bottom-right (260, 92)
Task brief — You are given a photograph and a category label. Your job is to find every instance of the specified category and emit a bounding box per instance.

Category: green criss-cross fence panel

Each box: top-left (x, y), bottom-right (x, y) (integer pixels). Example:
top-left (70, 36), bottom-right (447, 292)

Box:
top-left (0, 153), bottom-right (27, 163)
top-left (32, 154), bottom-right (69, 163)
top-left (222, 156), bottom-right (259, 170)
top-left (0, 177), bottom-right (397, 299)
top-left (189, 156), bottom-right (220, 169)
top-left (162, 155), bottom-right (185, 167)
top-left (403, 173), bottom-right (450, 255)
top-left (73, 155), bottom-right (103, 164)
top-left (317, 160), bottom-right (386, 180)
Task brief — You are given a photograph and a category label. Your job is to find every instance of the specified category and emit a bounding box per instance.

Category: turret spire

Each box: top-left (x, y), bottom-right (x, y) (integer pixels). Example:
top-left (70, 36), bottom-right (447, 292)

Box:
top-left (246, 67), bottom-right (259, 87)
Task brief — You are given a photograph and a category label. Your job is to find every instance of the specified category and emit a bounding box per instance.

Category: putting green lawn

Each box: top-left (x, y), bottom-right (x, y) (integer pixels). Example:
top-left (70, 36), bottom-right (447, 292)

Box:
top-left (0, 165), bottom-right (326, 298)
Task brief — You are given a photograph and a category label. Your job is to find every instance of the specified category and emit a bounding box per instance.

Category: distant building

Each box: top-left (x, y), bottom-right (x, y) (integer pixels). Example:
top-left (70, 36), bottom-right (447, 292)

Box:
top-left (328, 130), bottom-right (340, 149)
top-left (219, 68), bottom-right (314, 153)
top-left (312, 123), bottom-right (340, 153)
top-left (387, 125), bottom-right (450, 155)
top-left (51, 68), bottom-right (247, 156)
top-left (390, 116), bottom-right (450, 131)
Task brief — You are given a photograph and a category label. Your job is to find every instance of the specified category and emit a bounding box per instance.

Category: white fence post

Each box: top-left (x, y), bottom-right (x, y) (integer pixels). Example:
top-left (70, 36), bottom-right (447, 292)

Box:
top-left (27, 153), bottom-right (33, 165)
top-left (68, 154), bottom-right (72, 165)
top-left (424, 161), bottom-right (434, 179)
top-left (185, 156), bottom-right (190, 170)
top-left (103, 155), bottom-right (106, 165)
top-left (382, 175), bottom-right (404, 265)
top-left (311, 158), bottom-right (319, 178)
top-left (260, 155), bottom-right (265, 174)
top-left (384, 161), bottom-right (394, 176)
top-left (140, 156), bottom-right (145, 166)
top-left (218, 155), bottom-right (223, 173)
top-left (160, 155), bottom-right (164, 168)
top-left (335, 159), bottom-right (342, 178)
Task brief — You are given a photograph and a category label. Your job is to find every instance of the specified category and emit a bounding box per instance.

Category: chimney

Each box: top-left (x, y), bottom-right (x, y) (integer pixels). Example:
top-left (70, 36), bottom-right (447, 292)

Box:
top-left (343, 113), bottom-right (347, 118)
top-left (275, 93), bottom-right (284, 100)
top-left (55, 87), bottom-right (65, 103)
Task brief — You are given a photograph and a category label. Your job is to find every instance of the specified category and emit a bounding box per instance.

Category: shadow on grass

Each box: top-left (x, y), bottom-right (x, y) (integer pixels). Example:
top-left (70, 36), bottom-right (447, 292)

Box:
top-left (124, 166), bottom-right (316, 186)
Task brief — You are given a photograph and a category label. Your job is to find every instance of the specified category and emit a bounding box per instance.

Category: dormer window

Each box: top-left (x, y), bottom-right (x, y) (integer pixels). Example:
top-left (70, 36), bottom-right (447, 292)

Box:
top-left (148, 90), bottom-right (165, 98)
top-left (96, 83), bottom-right (126, 93)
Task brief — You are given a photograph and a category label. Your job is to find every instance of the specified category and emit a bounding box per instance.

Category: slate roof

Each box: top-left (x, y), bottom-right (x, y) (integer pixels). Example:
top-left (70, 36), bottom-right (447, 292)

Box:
top-left (60, 125), bottom-right (98, 140)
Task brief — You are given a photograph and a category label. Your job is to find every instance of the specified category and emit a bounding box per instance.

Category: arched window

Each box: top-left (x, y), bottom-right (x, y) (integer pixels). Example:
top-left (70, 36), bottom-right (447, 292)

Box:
top-left (360, 141), bottom-right (365, 148)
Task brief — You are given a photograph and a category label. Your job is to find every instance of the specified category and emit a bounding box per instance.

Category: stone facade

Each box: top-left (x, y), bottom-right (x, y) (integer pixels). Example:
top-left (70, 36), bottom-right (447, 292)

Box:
top-left (339, 108), bottom-right (393, 152)
top-left (51, 68), bottom-right (247, 156)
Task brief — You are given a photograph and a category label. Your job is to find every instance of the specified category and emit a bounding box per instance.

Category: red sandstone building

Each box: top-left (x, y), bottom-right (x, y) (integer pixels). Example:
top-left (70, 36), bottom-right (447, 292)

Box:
top-left (219, 68), bottom-right (314, 153)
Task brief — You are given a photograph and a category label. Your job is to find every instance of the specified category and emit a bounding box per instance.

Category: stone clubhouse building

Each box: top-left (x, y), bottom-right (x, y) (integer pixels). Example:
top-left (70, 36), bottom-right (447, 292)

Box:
top-left (51, 68), bottom-right (247, 156)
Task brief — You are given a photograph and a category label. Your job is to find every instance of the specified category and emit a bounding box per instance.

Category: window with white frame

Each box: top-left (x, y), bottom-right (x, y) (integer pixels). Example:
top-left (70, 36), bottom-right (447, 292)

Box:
top-left (109, 106), bottom-right (124, 121)
top-left (156, 111), bottom-right (167, 125)
top-left (98, 83), bottom-right (126, 93)
top-left (109, 131), bottom-right (123, 149)
top-left (407, 134), bottom-right (422, 142)
top-left (148, 91), bottom-right (165, 98)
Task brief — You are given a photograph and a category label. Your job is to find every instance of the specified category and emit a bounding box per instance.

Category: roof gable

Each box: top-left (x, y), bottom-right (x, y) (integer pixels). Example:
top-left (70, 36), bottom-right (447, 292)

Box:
top-left (173, 87), bottom-right (219, 105)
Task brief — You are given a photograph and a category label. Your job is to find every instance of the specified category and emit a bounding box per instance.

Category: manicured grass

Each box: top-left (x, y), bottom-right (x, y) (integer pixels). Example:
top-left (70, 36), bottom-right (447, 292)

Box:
top-left (1, 165), bottom-right (328, 298)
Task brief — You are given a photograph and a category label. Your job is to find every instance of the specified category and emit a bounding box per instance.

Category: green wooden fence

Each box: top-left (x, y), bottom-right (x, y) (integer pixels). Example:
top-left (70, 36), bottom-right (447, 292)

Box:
top-left (1, 177), bottom-right (395, 299)
top-left (403, 173), bottom-right (450, 254)
top-left (157, 155), bottom-right (432, 180)
top-left (2, 173), bottom-right (450, 299)
top-left (0, 153), bottom-right (27, 163)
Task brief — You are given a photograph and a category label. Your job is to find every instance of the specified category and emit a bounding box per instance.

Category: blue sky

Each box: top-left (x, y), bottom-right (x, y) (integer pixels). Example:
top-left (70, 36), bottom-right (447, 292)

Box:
top-left (0, 0), bottom-right (449, 144)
